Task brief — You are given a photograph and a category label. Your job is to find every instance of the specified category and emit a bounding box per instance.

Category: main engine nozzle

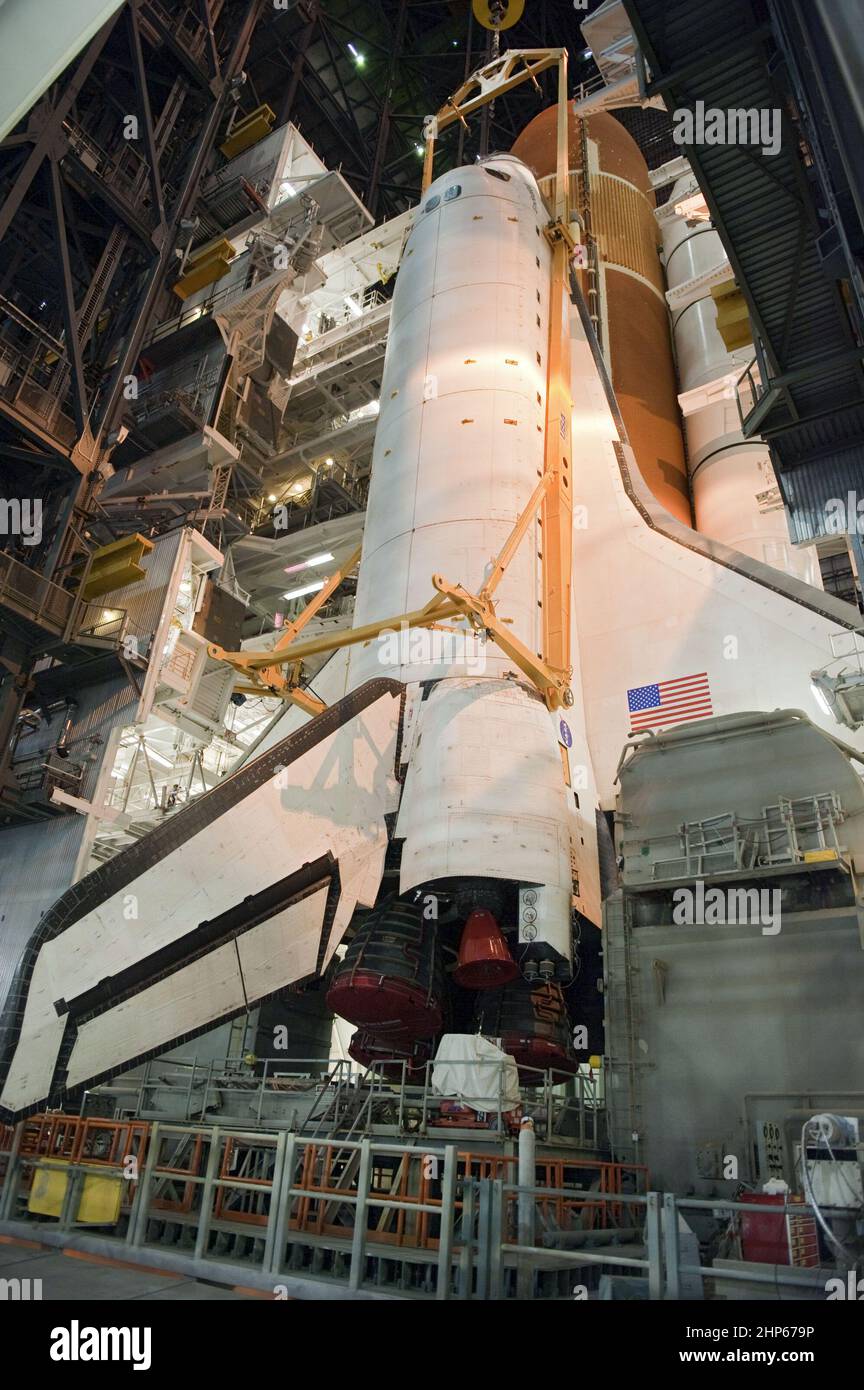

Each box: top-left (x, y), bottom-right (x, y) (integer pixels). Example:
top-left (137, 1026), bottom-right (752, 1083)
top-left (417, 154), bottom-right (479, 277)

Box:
top-left (453, 909), bottom-right (518, 989)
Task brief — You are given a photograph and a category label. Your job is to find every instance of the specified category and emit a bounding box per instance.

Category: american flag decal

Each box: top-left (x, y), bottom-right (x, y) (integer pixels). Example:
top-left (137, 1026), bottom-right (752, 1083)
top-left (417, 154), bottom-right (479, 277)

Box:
top-left (626, 672), bottom-right (713, 731)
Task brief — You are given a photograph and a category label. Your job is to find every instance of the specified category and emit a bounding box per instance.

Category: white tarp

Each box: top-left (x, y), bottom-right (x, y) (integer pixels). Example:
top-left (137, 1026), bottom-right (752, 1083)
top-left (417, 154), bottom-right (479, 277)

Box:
top-left (431, 1033), bottom-right (521, 1113)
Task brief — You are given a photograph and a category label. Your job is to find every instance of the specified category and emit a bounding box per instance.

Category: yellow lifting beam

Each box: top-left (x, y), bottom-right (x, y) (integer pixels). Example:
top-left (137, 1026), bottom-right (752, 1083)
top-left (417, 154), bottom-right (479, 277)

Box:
top-left (421, 48), bottom-right (566, 196)
top-left (72, 532), bottom-right (153, 601)
top-left (219, 104), bottom-right (276, 160)
top-left (173, 238), bottom-right (236, 301)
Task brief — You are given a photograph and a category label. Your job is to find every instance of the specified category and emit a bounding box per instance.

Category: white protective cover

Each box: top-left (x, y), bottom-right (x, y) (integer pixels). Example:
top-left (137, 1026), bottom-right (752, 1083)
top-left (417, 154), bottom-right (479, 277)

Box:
top-left (431, 1032), bottom-right (521, 1113)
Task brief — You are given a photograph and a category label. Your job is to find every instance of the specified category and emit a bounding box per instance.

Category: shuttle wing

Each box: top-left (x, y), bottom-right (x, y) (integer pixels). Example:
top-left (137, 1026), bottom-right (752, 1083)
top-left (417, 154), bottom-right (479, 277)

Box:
top-left (0, 678), bottom-right (404, 1121)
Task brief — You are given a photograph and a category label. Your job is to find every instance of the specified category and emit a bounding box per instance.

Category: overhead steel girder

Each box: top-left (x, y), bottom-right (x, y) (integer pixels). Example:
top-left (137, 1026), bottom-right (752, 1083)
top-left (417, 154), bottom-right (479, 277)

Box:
top-left (316, 18), bottom-right (378, 153)
top-left (364, 0), bottom-right (409, 217)
top-left (0, 13), bottom-right (121, 243)
top-left (0, 445), bottom-right (62, 467)
top-left (0, 0), bottom-right (126, 143)
top-left (0, 1), bottom-right (269, 467)
top-left (137, 0), bottom-right (214, 90)
top-left (96, 0), bottom-right (269, 443)
top-left (195, 0), bottom-right (221, 81)
top-left (623, 0), bottom-right (863, 445)
top-left (127, 0), bottom-right (166, 229)
top-left (274, 2), bottom-right (319, 125)
top-left (295, 70), bottom-right (371, 172)
top-left (0, 397), bottom-right (78, 466)
top-left (47, 157), bottom-right (90, 436)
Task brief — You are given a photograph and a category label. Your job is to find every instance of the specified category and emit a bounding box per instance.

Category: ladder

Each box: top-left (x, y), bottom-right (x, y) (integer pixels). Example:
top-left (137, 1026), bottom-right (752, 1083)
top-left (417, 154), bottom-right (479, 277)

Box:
top-left (77, 226), bottom-right (128, 351)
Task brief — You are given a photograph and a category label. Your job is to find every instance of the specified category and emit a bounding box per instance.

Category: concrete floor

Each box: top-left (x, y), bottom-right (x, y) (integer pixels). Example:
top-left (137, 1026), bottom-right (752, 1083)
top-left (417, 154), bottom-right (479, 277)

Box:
top-left (0, 1239), bottom-right (257, 1300)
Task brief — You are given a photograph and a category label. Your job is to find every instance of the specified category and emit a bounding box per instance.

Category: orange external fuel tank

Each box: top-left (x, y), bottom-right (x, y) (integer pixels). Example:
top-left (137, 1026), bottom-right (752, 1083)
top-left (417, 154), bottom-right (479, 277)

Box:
top-left (512, 105), bottom-right (691, 525)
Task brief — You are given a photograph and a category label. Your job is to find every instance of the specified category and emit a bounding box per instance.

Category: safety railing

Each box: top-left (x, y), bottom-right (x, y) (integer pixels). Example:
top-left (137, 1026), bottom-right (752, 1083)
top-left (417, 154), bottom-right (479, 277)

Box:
top-left (735, 341), bottom-right (788, 436)
top-left (0, 1114), bottom-right (149, 1222)
top-left (15, 1113), bottom-right (148, 1168)
top-left (105, 1055), bottom-right (356, 1126)
top-left (493, 1184), bottom-right (845, 1301)
top-left (10, 755), bottom-right (84, 800)
top-left (145, 275), bottom-right (254, 347)
top-left (817, 627), bottom-right (864, 683)
top-left (0, 551), bottom-right (76, 633)
top-left (83, 1052), bottom-right (604, 1147)
top-left (1, 1119), bottom-right (846, 1299)
top-left (735, 355), bottom-right (764, 422)
top-left (0, 329), bottom-right (75, 431)
top-left (254, 459), bottom-right (369, 534)
top-left (72, 601), bottom-right (130, 648)
top-left (131, 357), bottom-right (223, 428)
top-left (140, 0), bottom-right (219, 66)
top-left (63, 118), bottom-right (151, 211)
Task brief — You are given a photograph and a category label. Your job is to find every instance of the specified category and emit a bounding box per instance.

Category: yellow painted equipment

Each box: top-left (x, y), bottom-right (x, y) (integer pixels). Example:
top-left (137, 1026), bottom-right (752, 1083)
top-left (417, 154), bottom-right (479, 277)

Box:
top-left (28, 1159), bottom-right (122, 1225)
top-left (802, 848), bottom-right (839, 862)
top-left (219, 103), bottom-right (276, 159)
top-left (712, 278), bottom-right (752, 351)
top-left (75, 533), bottom-right (153, 600)
top-left (173, 238), bottom-right (236, 301)
top-left (472, 0), bottom-right (525, 29)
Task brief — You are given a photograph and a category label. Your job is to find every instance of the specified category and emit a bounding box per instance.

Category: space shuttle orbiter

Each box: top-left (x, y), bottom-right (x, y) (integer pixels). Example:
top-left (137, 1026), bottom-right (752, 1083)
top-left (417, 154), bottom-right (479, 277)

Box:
top-left (2, 51), bottom-right (861, 1121)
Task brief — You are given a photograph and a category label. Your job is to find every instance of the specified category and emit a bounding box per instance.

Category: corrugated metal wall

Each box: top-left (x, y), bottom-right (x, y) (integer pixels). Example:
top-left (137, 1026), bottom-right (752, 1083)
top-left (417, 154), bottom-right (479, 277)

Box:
top-left (102, 527), bottom-right (184, 659)
top-left (12, 674), bottom-right (137, 803)
top-left (780, 451), bottom-right (864, 544)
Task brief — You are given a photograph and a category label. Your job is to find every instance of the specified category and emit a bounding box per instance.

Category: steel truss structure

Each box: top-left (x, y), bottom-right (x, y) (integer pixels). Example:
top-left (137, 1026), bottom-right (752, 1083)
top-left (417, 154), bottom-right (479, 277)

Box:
top-left (247, 0), bottom-right (596, 221)
top-left (0, 1), bottom-right (269, 807)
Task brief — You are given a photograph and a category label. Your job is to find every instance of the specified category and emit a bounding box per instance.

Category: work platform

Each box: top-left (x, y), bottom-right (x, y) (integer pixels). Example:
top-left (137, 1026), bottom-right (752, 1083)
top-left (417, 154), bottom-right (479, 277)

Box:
top-left (0, 1105), bottom-right (828, 1301)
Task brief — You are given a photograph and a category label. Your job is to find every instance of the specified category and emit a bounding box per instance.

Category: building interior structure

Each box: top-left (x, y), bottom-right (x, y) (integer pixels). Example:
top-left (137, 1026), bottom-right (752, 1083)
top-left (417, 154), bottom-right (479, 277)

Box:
top-left (0, 0), bottom-right (862, 1305)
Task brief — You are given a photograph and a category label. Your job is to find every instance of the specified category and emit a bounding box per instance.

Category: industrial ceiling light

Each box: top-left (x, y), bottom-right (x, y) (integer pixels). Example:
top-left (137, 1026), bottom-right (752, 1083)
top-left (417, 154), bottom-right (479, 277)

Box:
top-left (282, 580), bottom-right (326, 602)
top-left (347, 43), bottom-right (365, 66)
top-left (283, 552), bottom-right (334, 575)
top-left (810, 666), bottom-right (864, 730)
top-left (810, 678), bottom-right (835, 720)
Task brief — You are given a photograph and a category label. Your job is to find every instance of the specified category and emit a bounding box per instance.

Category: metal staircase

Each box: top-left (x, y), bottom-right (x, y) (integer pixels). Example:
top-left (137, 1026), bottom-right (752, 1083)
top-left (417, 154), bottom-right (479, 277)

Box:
top-left (77, 226), bottom-right (128, 351)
